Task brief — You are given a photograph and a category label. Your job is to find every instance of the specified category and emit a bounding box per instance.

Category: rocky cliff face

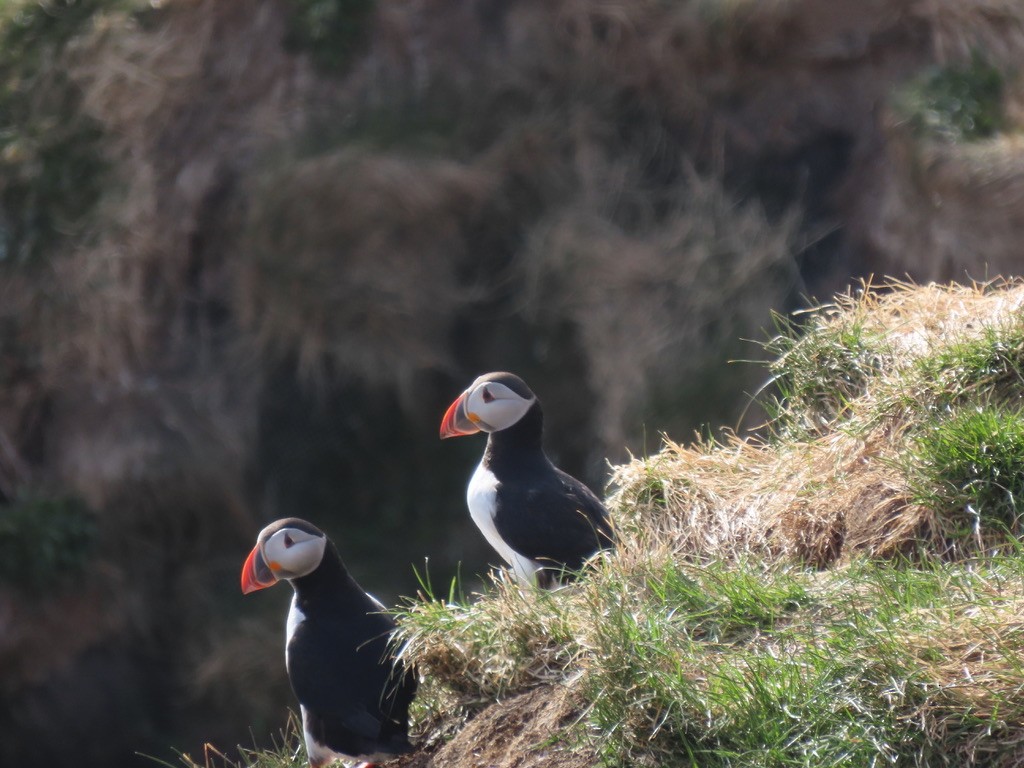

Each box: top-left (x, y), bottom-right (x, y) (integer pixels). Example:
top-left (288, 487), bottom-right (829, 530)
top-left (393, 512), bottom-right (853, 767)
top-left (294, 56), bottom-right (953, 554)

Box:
top-left (1, 0), bottom-right (1023, 765)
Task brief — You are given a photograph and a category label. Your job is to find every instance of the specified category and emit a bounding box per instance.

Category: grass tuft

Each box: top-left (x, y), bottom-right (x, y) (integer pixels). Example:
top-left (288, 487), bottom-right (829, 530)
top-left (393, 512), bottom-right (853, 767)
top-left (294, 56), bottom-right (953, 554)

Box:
top-left (172, 712), bottom-right (306, 768)
top-left (764, 306), bottom-right (889, 434)
top-left (402, 547), bottom-right (1024, 766)
top-left (909, 404), bottom-right (1024, 547)
top-left (915, 321), bottom-right (1024, 408)
top-left (396, 571), bottom-right (583, 709)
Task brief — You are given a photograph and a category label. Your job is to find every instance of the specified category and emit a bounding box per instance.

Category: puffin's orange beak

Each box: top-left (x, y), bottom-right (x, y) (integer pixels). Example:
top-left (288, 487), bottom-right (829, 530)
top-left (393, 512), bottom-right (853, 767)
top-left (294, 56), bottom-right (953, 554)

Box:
top-left (241, 545), bottom-right (277, 594)
top-left (440, 391), bottom-right (481, 439)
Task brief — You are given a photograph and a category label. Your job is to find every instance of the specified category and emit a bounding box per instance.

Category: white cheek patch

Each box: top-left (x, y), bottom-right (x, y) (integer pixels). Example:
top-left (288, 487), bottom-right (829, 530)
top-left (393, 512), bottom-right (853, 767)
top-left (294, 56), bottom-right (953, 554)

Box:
top-left (466, 463), bottom-right (541, 584)
top-left (467, 385), bottom-right (534, 432)
top-left (482, 398), bottom-right (532, 431)
top-left (265, 532), bottom-right (326, 579)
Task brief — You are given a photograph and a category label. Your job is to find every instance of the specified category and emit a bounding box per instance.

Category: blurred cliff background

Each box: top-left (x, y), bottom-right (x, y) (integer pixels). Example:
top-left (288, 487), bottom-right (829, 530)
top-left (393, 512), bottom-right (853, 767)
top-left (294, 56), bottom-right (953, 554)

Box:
top-left (2, 0), bottom-right (1024, 765)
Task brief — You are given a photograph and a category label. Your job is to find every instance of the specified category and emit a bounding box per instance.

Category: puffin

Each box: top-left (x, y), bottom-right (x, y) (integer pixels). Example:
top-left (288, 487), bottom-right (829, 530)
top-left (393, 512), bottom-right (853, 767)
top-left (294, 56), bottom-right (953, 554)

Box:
top-left (241, 517), bottom-right (417, 768)
top-left (439, 371), bottom-right (615, 587)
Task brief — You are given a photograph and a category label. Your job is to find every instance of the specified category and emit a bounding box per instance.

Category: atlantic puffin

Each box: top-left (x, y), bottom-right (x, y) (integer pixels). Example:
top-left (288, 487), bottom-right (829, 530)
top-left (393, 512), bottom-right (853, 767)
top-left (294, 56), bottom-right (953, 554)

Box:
top-left (241, 518), bottom-right (417, 768)
top-left (439, 371), bottom-right (615, 587)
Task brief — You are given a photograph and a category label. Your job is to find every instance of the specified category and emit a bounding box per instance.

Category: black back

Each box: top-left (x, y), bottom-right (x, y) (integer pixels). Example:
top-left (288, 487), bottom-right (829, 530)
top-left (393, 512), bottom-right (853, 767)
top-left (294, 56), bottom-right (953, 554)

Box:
top-left (287, 540), bottom-right (417, 759)
top-left (485, 399), bottom-right (615, 581)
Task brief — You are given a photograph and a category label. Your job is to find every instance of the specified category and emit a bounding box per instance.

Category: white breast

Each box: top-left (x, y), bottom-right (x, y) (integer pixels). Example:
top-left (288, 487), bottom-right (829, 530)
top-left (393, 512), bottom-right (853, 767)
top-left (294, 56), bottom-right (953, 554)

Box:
top-left (285, 593), bottom-right (305, 673)
top-left (466, 461), bottom-right (541, 585)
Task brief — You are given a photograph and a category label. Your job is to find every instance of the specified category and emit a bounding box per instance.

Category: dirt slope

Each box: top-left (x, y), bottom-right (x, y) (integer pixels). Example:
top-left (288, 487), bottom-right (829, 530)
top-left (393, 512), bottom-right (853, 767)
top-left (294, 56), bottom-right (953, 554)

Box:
top-left (395, 687), bottom-right (596, 768)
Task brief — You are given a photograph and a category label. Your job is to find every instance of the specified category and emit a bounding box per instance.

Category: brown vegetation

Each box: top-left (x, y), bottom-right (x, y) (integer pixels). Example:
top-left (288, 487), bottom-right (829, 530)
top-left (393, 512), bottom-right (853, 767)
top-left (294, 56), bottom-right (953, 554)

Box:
top-left (612, 281), bottom-right (1024, 566)
top-left (394, 686), bottom-right (596, 768)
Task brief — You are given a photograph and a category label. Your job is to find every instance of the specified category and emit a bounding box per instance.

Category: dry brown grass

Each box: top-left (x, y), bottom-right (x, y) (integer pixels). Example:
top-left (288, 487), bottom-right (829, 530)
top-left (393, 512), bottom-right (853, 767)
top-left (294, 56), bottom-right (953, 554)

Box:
top-left (610, 280), bottom-right (1024, 567)
top-left (611, 431), bottom-right (928, 567)
top-left (414, 685), bottom-right (597, 768)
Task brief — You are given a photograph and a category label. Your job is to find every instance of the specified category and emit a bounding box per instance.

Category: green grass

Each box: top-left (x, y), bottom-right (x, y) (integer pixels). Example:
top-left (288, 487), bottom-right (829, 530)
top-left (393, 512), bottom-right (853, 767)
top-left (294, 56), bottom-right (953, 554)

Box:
top-left (909, 404), bottom-right (1024, 546)
top-left (397, 551), bottom-right (1024, 768)
top-left (763, 307), bottom-right (889, 435)
top-left (914, 322), bottom-right (1024, 409)
top-left (580, 560), bottom-right (829, 767)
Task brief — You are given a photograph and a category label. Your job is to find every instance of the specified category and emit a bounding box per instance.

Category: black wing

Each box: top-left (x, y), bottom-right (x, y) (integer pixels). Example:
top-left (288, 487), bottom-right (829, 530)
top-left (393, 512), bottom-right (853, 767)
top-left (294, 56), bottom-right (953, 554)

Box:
top-left (494, 466), bottom-right (614, 573)
top-left (288, 602), bottom-right (413, 757)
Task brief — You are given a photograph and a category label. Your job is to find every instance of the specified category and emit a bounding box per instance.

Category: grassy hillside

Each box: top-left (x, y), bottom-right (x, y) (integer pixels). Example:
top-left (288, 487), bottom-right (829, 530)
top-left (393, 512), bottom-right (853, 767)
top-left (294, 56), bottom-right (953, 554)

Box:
top-left (196, 280), bottom-right (1024, 768)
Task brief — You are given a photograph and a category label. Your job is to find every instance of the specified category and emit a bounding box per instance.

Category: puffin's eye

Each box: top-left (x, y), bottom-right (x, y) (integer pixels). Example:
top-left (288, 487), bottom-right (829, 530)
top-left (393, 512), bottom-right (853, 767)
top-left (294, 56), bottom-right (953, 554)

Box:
top-left (283, 533), bottom-right (294, 548)
top-left (482, 387), bottom-right (494, 403)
